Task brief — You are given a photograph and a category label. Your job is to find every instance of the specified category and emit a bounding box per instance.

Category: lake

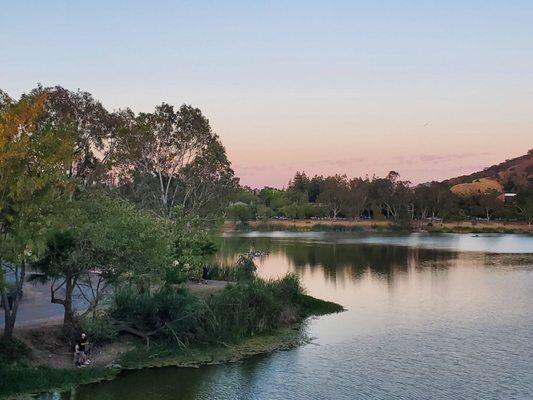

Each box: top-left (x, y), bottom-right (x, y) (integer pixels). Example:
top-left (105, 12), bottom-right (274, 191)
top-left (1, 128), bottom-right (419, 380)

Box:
top-left (40, 232), bottom-right (533, 400)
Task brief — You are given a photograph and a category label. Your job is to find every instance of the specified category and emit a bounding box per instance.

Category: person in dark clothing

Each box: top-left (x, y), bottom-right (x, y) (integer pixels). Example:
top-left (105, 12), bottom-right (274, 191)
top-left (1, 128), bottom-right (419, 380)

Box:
top-left (75, 333), bottom-right (90, 367)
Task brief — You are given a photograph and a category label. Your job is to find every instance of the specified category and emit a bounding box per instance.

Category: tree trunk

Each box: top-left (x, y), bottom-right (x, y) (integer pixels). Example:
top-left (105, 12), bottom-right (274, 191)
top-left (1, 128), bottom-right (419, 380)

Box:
top-left (51, 275), bottom-right (78, 333)
top-left (2, 288), bottom-right (13, 339)
top-left (1, 262), bottom-right (25, 339)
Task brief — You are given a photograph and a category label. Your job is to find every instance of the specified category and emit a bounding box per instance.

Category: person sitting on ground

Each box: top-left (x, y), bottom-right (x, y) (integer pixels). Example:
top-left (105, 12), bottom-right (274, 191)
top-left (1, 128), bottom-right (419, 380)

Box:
top-left (75, 333), bottom-right (90, 367)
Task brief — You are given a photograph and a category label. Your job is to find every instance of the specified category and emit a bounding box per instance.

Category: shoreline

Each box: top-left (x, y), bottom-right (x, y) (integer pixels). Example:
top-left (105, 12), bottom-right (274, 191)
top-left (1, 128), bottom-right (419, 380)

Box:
top-left (223, 219), bottom-right (533, 234)
top-left (0, 295), bottom-right (343, 399)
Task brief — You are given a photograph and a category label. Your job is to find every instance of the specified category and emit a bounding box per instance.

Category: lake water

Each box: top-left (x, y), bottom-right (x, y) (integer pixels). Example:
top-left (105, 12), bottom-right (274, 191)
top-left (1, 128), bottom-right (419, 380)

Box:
top-left (40, 232), bottom-right (533, 400)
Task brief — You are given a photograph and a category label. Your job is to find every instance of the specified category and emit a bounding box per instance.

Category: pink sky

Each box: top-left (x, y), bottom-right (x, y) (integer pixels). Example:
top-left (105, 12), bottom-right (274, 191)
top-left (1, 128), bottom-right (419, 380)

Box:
top-left (3, 2), bottom-right (532, 189)
top-left (210, 93), bottom-right (533, 188)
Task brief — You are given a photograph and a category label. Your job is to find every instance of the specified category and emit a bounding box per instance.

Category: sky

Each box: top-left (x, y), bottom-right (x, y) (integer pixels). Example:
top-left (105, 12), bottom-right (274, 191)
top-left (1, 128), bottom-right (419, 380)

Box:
top-left (1, 1), bottom-right (532, 188)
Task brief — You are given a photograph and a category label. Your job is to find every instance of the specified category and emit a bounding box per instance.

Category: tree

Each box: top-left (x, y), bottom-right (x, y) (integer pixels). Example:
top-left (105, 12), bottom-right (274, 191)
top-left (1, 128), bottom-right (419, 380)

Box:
top-left (177, 137), bottom-right (238, 220)
top-left (227, 203), bottom-right (255, 223)
top-left (0, 93), bottom-right (74, 339)
top-left (258, 188), bottom-right (288, 215)
top-left (287, 171), bottom-right (310, 204)
top-left (33, 194), bottom-right (174, 331)
top-left (476, 190), bottom-right (503, 221)
top-left (516, 189), bottom-right (533, 227)
top-left (115, 104), bottom-right (235, 219)
top-left (307, 175), bottom-right (323, 203)
top-left (25, 85), bottom-right (125, 186)
top-left (368, 172), bottom-right (411, 220)
top-left (414, 182), bottom-right (457, 221)
top-left (344, 178), bottom-right (370, 219)
top-left (317, 175), bottom-right (349, 219)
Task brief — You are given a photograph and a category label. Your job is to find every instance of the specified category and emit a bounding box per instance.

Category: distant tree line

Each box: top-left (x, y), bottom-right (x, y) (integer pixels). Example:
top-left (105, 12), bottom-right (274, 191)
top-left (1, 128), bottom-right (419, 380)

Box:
top-left (228, 171), bottom-right (533, 225)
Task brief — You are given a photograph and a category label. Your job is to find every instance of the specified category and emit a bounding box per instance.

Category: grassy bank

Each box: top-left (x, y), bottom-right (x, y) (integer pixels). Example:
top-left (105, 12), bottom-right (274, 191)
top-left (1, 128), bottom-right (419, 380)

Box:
top-left (0, 277), bottom-right (343, 399)
top-left (225, 219), bottom-right (532, 234)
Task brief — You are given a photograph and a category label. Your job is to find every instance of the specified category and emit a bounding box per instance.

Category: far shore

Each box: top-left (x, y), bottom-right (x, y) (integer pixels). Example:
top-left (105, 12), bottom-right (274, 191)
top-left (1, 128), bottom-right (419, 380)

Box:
top-left (223, 219), bottom-right (533, 234)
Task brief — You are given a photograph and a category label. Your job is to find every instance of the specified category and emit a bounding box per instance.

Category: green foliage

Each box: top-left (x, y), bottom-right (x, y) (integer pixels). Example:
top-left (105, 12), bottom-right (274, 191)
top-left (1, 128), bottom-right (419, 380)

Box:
top-left (227, 203), bottom-right (255, 222)
top-left (0, 365), bottom-right (114, 398)
top-left (0, 337), bottom-right (30, 365)
top-left (172, 220), bottom-right (218, 280)
top-left (205, 274), bottom-right (306, 342)
top-left (298, 294), bottom-right (345, 315)
top-left (36, 193), bottom-right (174, 288)
top-left (164, 266), bottom-right (190, 285)
top-left (235, 169), bottom-right (533, 225)
top-left (114, 102), bottom-right (236, 220)
top-left (203, 263), bottom-right (256, 282)
top-left (0, 91), bottom-right (76, 338)
top-left (111, 287), bottom-right (207, 344)
top-left (516, 189), bottom-right (533, 224)
top-left (79, 316), bottom-right (118, 343)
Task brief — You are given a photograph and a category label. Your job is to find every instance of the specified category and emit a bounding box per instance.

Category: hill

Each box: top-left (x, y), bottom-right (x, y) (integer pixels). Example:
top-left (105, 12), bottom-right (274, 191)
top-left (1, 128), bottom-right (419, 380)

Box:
top-left (450, 178), bottom-right (503, 196)
top-left (444, 150), bottom-right (533, 191)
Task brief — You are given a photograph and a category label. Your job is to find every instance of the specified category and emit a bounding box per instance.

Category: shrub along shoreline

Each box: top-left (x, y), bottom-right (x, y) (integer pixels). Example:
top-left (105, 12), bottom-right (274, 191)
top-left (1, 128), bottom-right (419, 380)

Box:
top-left (0, 275), bottom-right (343, 399)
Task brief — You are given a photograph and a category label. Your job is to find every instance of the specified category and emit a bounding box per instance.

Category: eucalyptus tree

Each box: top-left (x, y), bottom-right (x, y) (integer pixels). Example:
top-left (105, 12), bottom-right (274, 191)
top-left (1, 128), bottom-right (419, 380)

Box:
top-left (344, 178), bottom-right (370, 219)
top-left (317, 175), bottom-right (349, 219)
top-left (24, 85), bottom-right (125, 186)
top-left (414, 182), bottom-right (457, 220)
top-left (115, 103), bottom-right (236, 219)
top-left (368, 171), bottom-right (412, 220)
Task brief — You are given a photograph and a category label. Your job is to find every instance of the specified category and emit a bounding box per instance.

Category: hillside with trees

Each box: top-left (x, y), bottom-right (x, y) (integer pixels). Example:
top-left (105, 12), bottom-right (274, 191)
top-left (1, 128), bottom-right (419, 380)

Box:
top-left (228, 164), bottom-right (533, 227)
top-left (444, 150), bottom-right (533, 191)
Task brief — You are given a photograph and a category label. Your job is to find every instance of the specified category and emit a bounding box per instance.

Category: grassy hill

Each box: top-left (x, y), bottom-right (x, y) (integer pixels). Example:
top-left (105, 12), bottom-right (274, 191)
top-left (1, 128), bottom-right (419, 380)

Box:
top-left (444, 150), bottom-right (533, 191)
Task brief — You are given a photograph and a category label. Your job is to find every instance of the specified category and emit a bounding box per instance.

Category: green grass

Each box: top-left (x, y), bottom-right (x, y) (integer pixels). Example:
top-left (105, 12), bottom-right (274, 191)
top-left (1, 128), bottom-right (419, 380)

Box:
top-left (118, 326), bottom-right (306, 370)
top-left (0, 338), bottom-right (30, 366)
top-left (0, 366), bottom-right (117, 399)
top-left (309, 224), bottom-right (366, 232)
top-left (427, 225), bottom-right (517, 234)
top-left (299, 294), bottom-right (345, 316)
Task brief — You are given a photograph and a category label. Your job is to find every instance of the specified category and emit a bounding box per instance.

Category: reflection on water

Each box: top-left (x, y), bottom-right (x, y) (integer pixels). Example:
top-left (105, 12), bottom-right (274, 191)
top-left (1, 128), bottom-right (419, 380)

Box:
top-left (42, 233), bottom-right (533, 400)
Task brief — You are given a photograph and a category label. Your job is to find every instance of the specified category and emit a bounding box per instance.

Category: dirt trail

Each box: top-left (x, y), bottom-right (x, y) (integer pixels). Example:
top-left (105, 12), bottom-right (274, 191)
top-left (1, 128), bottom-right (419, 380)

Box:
top-left (11, 280), bottom-right (229, 369)
top-left (16, 323), bottom-right (134, 369)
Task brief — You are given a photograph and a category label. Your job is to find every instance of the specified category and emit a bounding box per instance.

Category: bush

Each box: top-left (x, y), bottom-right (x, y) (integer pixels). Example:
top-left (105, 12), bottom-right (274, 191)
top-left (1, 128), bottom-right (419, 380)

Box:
top-left (203, 252), bottom-right (258, 282)
top-left (164, 266), bottom-right (189, 285)
top-left (110, 286), bottom-right (208, 344)
top-left (202, 263), bottom-right (255, 281)
top-left (205, 274), bottom-right (306, 342)
top-left (0, 337), bottom-right (30, 365)
top-left (206, 280), bottom-right (282, 341)
top-left (79, 316), bottom-right (118, 343)
top-left (271, 273), bottom-right (305, 303)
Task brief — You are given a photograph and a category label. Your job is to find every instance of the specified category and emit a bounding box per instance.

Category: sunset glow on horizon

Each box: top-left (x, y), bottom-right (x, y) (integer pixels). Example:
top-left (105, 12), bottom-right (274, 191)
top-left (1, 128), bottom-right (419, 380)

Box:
top-left (2, 1), bottom-right (532, 188)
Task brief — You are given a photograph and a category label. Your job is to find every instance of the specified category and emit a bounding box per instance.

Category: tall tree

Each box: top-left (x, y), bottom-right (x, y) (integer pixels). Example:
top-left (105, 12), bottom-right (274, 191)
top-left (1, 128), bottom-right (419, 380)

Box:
top-left (287, 171), bottom-right (310, 204)
top-left (318, 175), bottom-right (349, 219)
top-left (476, 189), bottom-right (503, 221)
top-left (26, 86), bottom-right (125, 186)
top-left (115, 104), bottom-right (235, 219)
top-left (516, 189), bottom-right (533, 227)
top-left (414, 182), bottom-right (457, 220)
top-left (33, 194), bottom-right (174, 331)
top-left (0, 93), bottom-right (74, 339)
top-left (344, 178), bottom-right (370, 219)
